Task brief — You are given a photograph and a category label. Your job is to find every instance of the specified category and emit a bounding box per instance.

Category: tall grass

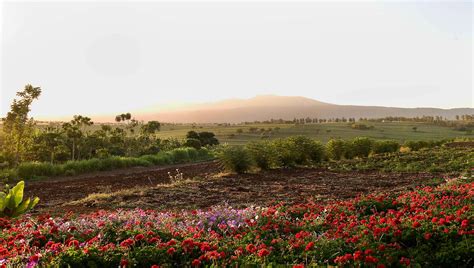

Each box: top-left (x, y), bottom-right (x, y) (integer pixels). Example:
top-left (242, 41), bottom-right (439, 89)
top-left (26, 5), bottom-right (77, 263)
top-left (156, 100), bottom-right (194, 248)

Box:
top-left (5, 147), bottom-right (214, 180)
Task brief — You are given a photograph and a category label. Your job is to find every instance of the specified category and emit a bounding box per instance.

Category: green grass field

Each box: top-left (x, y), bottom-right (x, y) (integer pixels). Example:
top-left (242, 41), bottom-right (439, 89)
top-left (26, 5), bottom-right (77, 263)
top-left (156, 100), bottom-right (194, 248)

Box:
top-left (151, 121), bottom-right (470, 145)
top-left (2, 121), bottom-right (471, 146)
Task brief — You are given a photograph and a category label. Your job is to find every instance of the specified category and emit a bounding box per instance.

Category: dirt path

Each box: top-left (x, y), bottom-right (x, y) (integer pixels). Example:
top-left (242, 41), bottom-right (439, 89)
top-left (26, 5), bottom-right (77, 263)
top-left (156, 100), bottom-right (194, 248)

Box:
top-left (24, 161), bottom-right (447, 215)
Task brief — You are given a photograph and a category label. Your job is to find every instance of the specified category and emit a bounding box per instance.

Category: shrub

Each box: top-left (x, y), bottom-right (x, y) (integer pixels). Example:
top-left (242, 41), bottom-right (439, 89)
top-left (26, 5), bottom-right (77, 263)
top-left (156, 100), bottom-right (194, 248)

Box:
top-left (348, 137), bottom-right (374, 158)
top-left (184, 138), bottom-right (202, 150)
top-left (271, 138), bottom-right (299, 167)
top-left (287, 136), bottom-right (325, 164)
top-left (246, 141), bottom-right (278, 170)
top-left (0, 181), bottom-right (39, 218)
top-left (185, 147), bottom-right (199, 160)
top-left (169, 148), bottom-right (190, 163)
top-left (139, 155), bottom-right (161, 165)
top-left (218, 146), bottom-right (253, 173)
top-left (186, 131), bottom-right (219, 147)
top-left (404, 140), bottom-right (429, 151)
top-left (197, 148), bottom-right (213, 160)
top-left (17, 162), bottom-right (57, 178)
top-left (326, 139), bottom-right (348, 160)
top-left (372, 140), bottom-right (400, 154)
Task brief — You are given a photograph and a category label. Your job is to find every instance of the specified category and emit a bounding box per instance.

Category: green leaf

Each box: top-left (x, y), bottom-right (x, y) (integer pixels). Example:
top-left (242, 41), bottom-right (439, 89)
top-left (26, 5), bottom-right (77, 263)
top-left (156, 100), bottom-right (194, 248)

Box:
top-left (12, 197), bottom-right (30, 218)
top-left (28, 197), bottom-right (40, 210)
top-left (10, 181), bottom-right (24, 208)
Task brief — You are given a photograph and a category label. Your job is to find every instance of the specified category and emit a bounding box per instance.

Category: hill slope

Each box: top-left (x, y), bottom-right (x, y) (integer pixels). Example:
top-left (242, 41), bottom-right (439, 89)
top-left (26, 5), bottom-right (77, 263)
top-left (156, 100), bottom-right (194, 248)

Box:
top-left (140, 95), bottom-right (473, 123)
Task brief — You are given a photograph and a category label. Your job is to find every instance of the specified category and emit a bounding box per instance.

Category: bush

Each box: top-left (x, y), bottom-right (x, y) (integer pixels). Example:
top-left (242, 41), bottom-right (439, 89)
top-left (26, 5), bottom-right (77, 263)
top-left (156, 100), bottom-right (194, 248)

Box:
top-left (348, 137), bottom-right (374, 158)
top-left (271, 138), bottom-right (299, 167)
top-left (186, 147), bottom-right (199, 160)
top-left (286, 136), bottom-right (325, 164)
top-left (17, 162), bottom-right (58, 178)
top-left (184, 138), bottom-right (202, 150)
top-left (218, 146), bottom-right (253, 173)
top-left (404, 140), bottom-right (429, 151)
top-left (404, 140), bottom-right (446, 151)
top-left (326, 139), bottom-right (348, 160)
top-left (9, 147), bottom-right (215, 180)
top-left (372, 140), bottom-right (400, 154)
top-left (246, 141), bottom-right (278, 170)
top-left (169, 148), bottom-right (190, 163)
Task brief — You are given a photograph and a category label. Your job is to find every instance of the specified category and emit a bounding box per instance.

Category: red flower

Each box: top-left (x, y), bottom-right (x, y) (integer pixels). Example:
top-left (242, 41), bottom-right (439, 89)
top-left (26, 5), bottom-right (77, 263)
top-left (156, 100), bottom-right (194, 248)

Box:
top-left (120, 259), bottom-right (129, 267)
top-left (191, 259), bottom-right (201, 267)
top-left (412, 221), bottom-right (421, 228)
top-left (257, 248), bottom-right (270, 257)
top-left (120, 239), bottom-right (134, 248)
top-left (246, 243), bottom-right (257, 253)
top-left (29, 255), bottom-right (40, 263)
top-left (135, 234), bottom-right (145, 241)
top-left (151, 265), bottom-right (160, 268)
top-left (305, 242), bottom-right (315, 251)
top-left (353, 250), bottom-right (363, 261)
top-left (424, 233), bottom-right (432, 240)
top-left (292, 264), bottom-right (305, 268)
top-left (200, 242), bottom-right (211, 252)
top-left (68, 240), bottom-right (79, 248)
top-left (365, 255), bottom-right (378, 263)
top-left (400, 257), bottom-right (411, 266)
top-left (167, 247), bottom-right (176, 255)
top-left (461, 219), bottom-right (469, 228)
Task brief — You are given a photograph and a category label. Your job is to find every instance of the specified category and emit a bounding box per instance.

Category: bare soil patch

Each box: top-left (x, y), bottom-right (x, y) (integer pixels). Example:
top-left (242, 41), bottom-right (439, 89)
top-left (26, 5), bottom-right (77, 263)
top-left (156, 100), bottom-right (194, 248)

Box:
top-left (25, 161), bottom-right (446, 215)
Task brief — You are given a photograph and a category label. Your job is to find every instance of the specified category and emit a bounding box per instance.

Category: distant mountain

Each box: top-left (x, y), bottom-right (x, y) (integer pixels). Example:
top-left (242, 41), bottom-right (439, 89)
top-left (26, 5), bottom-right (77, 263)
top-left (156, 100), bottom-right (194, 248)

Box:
top-left (139, 95), bottom-right (474, 123)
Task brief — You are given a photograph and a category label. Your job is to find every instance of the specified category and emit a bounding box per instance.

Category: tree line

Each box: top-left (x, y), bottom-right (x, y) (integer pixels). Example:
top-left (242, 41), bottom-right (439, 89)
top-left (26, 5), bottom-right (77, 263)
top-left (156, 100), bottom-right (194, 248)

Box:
top-left (0, 85), bottom-right (218, 168)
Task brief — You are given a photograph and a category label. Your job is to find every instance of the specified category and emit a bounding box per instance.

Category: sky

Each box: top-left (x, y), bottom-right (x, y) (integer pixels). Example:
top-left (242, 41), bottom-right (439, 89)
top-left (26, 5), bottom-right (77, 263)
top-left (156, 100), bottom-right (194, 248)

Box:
top-left (1, 0), bottom-right (473, 119)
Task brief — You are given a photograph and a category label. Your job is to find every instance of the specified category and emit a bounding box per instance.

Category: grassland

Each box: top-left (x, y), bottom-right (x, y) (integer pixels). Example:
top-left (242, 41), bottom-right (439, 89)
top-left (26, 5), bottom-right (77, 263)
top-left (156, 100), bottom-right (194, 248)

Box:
top-left (147, 121), bottom-right (470, 145)
top-left (3, 121), bottom-right (469, 146)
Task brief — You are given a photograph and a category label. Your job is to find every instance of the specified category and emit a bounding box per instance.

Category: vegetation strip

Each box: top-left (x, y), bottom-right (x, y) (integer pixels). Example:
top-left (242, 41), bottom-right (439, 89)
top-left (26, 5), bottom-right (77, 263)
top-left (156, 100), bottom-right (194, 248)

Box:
top-left (0, 178), bottom-right (471, 267)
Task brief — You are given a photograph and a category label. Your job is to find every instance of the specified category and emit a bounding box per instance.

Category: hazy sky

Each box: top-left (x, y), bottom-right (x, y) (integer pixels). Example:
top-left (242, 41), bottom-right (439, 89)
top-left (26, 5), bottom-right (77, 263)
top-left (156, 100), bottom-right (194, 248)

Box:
top-left (1, 1), bottom-right (473, 119)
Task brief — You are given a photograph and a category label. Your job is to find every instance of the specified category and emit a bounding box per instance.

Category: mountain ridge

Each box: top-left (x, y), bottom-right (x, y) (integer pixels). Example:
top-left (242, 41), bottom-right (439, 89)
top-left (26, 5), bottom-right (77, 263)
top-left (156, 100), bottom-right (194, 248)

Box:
top-left (137, 95), bottom-right (473, 123)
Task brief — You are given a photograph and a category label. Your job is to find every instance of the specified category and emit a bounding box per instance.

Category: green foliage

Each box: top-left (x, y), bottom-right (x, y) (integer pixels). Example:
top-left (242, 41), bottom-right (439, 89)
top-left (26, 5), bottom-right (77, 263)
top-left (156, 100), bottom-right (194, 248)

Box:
top-left (271, 138), bottom-right (300, 167)
top-left (186, 131), bottom-right (219, 147)
top-left (323, 146), bottom-right (474, 173)
top-left (286, 136), bottom-right (325, 164)
top-left (372, 140), bottom-right (400, 154)
top-left (348, 137), bottom-right (374, 158)
top-left (0, 181), bottom-right (39, 218)
top-left (1, 85), bottom-right (42, 165)
top-left (221, 136), bottom-right (326, 172)
top-left (326, 139), bottom-right (348, 160)
top-left (140, 121), bottom-right (161, 135)
top-left (404, 140), bottom-right (445, 151)
top-left (218, 146), bottom-right (253, 174)
top-left (4, 148), bottom-right (213, 180)
top-left (245, 141), bottom-right (278, 170)
top-left (184, 138), bottom-right (202, 150)
top-left (17, 162), bottom-right (60, 178)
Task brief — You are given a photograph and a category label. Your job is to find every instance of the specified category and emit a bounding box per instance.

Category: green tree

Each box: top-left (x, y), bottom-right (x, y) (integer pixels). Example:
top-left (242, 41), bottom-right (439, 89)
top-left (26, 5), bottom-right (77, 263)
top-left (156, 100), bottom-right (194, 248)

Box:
top-left (62, 115), bottom-right (93, 160)
top-left (141, 121), bottom-right (161, 135)
top-left (1, 85), bottom-right (42, 165)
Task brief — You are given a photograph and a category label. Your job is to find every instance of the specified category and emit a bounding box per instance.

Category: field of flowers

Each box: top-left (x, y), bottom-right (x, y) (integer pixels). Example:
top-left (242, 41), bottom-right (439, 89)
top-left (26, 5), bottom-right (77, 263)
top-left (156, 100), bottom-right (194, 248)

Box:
top-left (0, 179), bottom-right (472, 267)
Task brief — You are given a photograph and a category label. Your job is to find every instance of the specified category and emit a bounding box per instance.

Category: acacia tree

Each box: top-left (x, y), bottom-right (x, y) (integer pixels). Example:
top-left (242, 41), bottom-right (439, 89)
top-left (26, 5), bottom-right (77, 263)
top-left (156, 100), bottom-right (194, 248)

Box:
top-left (141, 121), bottom-right (161, 135)
top-left (62, 115), bottom-right (93, 160)
top-left (115, 113), bottom-right (138, 134)
top-left (1, 85), bottom-right (42, 165)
